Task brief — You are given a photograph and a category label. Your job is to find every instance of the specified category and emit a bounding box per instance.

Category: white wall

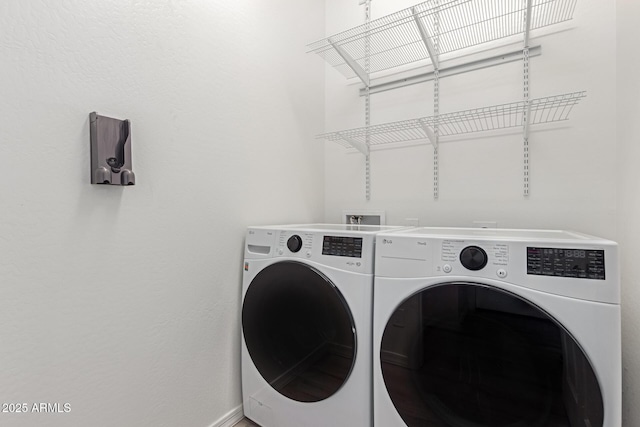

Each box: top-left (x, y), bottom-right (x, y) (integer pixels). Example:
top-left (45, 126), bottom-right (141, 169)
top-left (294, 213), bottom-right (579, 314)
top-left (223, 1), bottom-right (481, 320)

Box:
top-left (0, 1), bottom-right (324, 426)
top-left (323, 0), bottom-right (617, 240)
top-left (617, 0), bottom-right (640, 424)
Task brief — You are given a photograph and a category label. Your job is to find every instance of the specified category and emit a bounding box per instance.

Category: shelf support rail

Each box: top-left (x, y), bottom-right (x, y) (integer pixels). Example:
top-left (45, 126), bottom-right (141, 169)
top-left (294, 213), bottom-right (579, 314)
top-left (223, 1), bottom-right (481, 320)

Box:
top-left (363, 0), bottom-right (372, 200)
top-left (328, 38), bottom-right (370, 87)
top-left (523, 0), bottom-right (533, 197)
top-left (432, 0), bottom-right (440, 200)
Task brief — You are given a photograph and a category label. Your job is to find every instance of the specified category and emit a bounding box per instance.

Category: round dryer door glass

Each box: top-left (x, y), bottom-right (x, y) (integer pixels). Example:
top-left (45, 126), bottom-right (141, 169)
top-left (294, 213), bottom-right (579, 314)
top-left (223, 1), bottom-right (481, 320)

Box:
top-left (380, 283), bottom-right (604, 427)
top-left (242, 261), bottom-right (356, 402)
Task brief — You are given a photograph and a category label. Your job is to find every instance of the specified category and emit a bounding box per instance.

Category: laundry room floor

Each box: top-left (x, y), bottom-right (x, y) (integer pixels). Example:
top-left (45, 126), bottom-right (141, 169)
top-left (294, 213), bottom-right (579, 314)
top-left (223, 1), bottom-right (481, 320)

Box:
top-left (233, 418), bottom-right (259, 427)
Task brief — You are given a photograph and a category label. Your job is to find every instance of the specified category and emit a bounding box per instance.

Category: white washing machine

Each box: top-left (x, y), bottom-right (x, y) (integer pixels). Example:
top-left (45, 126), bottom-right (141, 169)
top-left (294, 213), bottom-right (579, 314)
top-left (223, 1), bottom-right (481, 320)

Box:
top-left (241, 224), bottom-right (404, 427)
top-left (373, 227), bottom-right (621, 427)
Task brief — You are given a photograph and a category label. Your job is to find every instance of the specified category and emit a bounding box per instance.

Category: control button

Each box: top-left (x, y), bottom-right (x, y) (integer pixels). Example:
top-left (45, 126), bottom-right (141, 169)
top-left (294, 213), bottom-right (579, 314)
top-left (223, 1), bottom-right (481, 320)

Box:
top-left (287, 235), bottom-right (303, 253)
top-left (442, 264), bottom-right (452, 273)
top-left (497, 269), bottom-right (508, 278)
top-left (460, 246), bottom-right (488, 271)
top-left (306, 251), bottom-right (312, 258)
top-left (277, 248), bottom-right (284, 255)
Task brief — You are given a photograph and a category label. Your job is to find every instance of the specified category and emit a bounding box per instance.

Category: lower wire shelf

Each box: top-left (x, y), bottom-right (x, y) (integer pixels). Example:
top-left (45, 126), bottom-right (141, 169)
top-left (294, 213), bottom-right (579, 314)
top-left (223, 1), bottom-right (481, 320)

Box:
top-left (318, 91), bottom-right (585, 152)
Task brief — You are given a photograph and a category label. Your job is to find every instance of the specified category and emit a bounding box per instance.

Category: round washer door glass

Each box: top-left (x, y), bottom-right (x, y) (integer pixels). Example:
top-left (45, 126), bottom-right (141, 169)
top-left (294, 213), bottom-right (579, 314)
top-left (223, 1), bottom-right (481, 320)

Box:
top-left (380, 283), bottom-right (604, 427)
top-left (242, 261), bottom-right (356, 402)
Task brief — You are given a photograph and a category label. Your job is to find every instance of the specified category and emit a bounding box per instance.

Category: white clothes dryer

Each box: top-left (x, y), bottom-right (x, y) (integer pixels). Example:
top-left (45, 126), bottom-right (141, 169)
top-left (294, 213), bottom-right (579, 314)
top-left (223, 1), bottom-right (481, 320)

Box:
top-left (241, 224), bottom-right (404, 427)
top-left (373, 227), bottom-right (620, 427)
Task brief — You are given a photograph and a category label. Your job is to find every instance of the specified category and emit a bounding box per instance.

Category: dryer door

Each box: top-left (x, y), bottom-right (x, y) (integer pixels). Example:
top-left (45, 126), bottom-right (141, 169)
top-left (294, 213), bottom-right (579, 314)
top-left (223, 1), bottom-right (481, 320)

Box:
top-left (380, 282), bottom-right (604, 427)
top-left (242, 261), bottom-right (356, 402)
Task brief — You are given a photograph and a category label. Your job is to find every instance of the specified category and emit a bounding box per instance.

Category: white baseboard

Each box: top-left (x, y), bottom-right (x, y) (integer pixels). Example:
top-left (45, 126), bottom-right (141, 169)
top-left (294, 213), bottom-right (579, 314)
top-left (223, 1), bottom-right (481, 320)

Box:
top-left (209, 404), bottom-right (244, 427)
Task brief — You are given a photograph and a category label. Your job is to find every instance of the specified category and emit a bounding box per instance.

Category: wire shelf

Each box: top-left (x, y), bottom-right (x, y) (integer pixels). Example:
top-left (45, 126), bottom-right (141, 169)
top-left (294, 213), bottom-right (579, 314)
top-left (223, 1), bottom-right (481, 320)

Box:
top-left (319, 92), bottom-right (585, 149)
top-left (307, 0), bottom-right (577, 80)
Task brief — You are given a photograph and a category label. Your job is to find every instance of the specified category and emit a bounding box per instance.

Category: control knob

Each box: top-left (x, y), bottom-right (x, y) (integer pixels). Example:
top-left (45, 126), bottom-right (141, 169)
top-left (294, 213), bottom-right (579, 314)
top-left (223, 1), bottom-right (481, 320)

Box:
top-left (287, 235), bottom-right (303, 253)
top-left (460, 246), bottom-right (488, 271)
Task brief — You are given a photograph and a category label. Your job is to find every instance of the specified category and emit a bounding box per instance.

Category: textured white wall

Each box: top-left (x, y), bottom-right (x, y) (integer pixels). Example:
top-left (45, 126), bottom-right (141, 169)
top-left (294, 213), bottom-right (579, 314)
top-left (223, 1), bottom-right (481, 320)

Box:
top-left (617, 0), bottom-right (640, 424)
top-left (323, 0), bottom-right (616, 240)
top-left (0, 1), bottom-right (324, 426)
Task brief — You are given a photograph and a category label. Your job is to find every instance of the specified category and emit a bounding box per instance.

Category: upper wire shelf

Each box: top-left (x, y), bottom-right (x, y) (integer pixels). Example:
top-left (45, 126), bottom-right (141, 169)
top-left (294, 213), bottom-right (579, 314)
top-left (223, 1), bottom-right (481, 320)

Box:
top-left (318, 92), bottom-right (585, 152)
top-left (307, 0), bottom-right (577, 81)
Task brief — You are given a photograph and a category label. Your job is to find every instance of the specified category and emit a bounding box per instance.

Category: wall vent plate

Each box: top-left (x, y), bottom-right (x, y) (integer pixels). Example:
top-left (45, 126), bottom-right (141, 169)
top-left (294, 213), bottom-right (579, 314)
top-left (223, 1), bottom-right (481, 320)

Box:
top-left (343, 210), bottom-right (385, 225)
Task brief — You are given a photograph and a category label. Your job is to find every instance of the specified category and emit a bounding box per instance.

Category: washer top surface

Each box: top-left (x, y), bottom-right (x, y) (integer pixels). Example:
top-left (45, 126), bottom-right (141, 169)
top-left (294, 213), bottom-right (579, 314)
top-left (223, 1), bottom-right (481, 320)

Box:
top-left (254, 223), bottom-right (405, 234)
top-left (381, 226), bottom-right (615, 244)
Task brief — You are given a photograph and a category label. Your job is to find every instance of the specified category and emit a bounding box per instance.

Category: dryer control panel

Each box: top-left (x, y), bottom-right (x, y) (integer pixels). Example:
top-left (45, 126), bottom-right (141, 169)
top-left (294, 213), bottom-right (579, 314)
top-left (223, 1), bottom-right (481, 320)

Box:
top-left (375, 227), bottom-right (619, 304)
top-left (526, 247), bottom-right (605, 280)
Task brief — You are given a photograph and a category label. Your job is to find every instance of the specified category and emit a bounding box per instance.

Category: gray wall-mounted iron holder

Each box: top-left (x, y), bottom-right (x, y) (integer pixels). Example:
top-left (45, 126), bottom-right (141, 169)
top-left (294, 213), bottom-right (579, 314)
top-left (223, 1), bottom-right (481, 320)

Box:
top-left (90, 112), bottom-right (135, 186)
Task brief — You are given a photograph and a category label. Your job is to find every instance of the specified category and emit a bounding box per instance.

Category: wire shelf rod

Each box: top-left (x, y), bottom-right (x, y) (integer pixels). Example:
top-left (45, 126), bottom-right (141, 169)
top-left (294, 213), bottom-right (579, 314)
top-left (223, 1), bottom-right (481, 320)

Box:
top-left (318, 92), bottom-right (585, 149)
top-left (308, 0), bottom-right (577, 79)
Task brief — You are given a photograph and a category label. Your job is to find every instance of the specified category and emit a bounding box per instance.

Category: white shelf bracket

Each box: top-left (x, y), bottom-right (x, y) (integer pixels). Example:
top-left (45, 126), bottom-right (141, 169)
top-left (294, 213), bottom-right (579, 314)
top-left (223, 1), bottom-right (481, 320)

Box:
top-left (418, 119), bottom-right (438, 148)
top-left (411, 7), bottom-right (439, 69)
top-left (339, 134), bottom-right (370, 156)
top-left (329, 38), bottom-right (370, 87)
top-left (524, 0), bottom-right (533, 48)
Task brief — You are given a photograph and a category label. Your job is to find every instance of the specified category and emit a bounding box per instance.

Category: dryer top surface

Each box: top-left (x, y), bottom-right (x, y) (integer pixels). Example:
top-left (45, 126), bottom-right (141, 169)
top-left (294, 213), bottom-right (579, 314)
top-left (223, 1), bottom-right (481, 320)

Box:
top-left (379, 227), bottom-right (616, 245)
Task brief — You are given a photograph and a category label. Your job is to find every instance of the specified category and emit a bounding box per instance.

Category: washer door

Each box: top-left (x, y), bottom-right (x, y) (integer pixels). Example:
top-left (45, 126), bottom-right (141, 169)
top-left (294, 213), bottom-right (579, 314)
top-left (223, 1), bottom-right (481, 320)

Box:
top-left (380, 282), bottom-right (604, 427)
top-left (242, 261), bottom-right (356, 402)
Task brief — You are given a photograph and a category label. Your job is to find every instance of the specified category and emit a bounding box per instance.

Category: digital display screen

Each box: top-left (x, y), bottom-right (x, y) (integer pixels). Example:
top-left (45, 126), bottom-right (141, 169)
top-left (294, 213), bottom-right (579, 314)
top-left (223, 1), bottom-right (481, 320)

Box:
top-left (527, 247), bottom-right (605, 280)
top-left (322, 236), bottom-right (363, 258)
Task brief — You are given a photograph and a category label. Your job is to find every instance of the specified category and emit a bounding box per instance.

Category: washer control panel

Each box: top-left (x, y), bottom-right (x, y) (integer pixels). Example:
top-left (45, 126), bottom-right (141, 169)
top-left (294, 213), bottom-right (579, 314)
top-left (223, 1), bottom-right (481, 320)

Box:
top-left (322, 236), bottom-right (363, 258)
top-left (279, 232), bottom-right (313, 253)
top-left (255, 229), bottom-right (376, 274)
